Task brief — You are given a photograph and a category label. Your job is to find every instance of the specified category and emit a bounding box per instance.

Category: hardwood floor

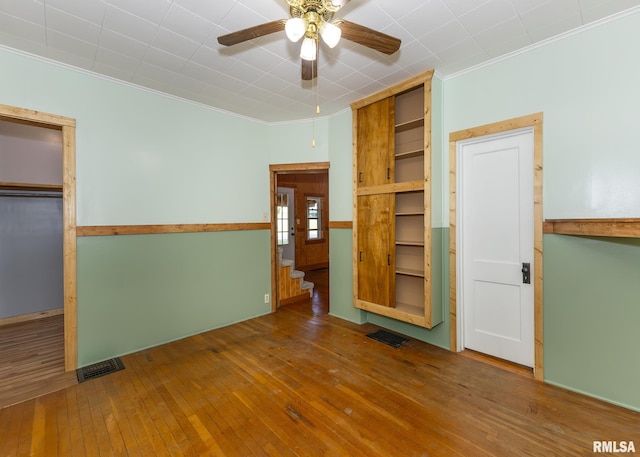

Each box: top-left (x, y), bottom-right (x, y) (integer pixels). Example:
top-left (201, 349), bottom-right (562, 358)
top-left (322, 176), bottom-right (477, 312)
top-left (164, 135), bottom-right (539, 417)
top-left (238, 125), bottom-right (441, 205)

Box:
top-left (1, 304), bottom-right (638, 456)
top-left (0, 315), bottom-right (77, 410)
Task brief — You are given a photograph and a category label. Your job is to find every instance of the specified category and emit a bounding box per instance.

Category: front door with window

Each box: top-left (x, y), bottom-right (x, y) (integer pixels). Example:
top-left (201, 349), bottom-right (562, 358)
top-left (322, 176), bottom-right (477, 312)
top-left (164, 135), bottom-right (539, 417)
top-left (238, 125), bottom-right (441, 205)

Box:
top-left (277, 187), bottom-right (295, 262)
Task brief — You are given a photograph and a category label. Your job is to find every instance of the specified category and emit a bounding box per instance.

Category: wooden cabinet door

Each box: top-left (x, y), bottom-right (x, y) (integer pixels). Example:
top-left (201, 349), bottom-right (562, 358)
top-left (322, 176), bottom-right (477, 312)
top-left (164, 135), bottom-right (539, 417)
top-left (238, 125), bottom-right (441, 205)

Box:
top-left (357, 194), bottom-right (394, 307)
top-left (356, 97), bottom-right (394, 187)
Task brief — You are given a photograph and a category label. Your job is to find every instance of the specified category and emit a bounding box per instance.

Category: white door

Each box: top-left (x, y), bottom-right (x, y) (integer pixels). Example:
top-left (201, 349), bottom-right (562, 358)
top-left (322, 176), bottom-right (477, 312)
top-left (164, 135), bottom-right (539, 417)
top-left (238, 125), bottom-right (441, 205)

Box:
top-left (458, 129), bottom-right (534, 367)
top-left (277, 187), bottom-right (295, 262)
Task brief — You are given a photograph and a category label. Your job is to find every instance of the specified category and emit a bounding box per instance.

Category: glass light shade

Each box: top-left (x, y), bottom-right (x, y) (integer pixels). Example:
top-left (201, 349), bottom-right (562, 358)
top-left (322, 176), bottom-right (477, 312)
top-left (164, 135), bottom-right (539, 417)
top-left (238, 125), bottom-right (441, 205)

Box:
top-left (300, 36), bottom-right (317, 61)
top-left (319, 21), bottom-right (341, 48)
top-left (285, 17), bottom-right (307, 42)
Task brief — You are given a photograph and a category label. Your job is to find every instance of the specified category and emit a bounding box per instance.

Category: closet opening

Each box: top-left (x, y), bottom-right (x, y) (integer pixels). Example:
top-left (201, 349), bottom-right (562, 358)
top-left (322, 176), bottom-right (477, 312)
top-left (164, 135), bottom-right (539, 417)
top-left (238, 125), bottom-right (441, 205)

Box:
top-left (0, 105), bottom-right (77, 407)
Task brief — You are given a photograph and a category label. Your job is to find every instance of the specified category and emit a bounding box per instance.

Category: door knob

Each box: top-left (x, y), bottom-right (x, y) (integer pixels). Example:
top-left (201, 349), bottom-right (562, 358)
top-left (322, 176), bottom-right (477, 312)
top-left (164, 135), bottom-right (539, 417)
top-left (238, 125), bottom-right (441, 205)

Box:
top-left (521, 262), bottom-right (530, 284)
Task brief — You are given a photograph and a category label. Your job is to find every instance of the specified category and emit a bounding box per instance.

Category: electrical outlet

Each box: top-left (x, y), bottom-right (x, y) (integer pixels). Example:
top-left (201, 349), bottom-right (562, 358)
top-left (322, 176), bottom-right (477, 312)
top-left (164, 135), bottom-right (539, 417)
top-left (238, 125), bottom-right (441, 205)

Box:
top-left (264, 294), bottom-right (270, 303)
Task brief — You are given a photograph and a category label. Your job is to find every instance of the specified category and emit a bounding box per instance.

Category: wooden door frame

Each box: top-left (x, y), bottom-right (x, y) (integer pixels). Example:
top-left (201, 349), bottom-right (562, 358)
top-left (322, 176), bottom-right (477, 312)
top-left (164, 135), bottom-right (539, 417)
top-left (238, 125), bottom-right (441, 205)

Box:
top-left (449, 113), bottom-right (543, 380)
top-left (0, 104), bottom-right (77, 371)
top-left (269, 162), bottom-right (330, 312)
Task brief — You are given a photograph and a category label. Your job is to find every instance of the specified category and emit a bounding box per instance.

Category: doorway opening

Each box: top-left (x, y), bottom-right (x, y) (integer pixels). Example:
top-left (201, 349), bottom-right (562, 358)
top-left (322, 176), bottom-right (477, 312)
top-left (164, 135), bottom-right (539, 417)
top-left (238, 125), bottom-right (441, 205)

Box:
top-left (0, 104), bottom-right (77, 373)
top-left (269, 163), bottom-right (330, 315)
top-left (449, 113), bottom-right (543, 380)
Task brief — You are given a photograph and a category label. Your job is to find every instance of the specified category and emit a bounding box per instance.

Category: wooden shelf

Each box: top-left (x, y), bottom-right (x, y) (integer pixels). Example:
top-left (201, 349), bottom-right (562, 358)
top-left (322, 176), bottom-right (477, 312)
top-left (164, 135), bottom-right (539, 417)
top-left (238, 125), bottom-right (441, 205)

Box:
top-left (395, 118), bottom-right (424, 133)
top-left (396, 267), bottom-right (424, 278)
top-left (0, 181), bottom-right (62, 192)
top-left (396, 240), bottom-right (424, 246)
top-left (395, 149), bottom-right (423, 159)
top-left (543, 218), bottom-right (640, 238)
top-left (396, 212), bottom-right (424, 216)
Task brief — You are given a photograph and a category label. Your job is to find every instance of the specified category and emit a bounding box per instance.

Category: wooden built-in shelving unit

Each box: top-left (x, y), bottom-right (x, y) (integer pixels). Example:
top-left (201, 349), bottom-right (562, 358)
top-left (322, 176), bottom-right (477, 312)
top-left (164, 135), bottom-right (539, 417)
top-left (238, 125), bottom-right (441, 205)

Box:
top-left (351, 70), bottom-right (441, 329)
top-left (543, 218), bottom-right (640, 238)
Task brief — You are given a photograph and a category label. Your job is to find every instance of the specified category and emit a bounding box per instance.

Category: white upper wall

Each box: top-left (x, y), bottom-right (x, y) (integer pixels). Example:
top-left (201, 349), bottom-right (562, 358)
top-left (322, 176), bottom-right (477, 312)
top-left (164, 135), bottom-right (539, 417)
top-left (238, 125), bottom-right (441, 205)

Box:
top-left (0, 48), bottom-right (271, 226)
top-left (443, 9), bottom-right (640, 221)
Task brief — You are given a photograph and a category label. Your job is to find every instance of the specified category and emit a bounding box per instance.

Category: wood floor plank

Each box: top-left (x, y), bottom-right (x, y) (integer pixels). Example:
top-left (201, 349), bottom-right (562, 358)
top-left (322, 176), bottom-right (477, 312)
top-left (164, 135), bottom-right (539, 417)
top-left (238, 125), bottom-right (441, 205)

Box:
top-left (1, 296), bottom-right (639, 456)
top-left (0, 315), bottom-right (77, 409)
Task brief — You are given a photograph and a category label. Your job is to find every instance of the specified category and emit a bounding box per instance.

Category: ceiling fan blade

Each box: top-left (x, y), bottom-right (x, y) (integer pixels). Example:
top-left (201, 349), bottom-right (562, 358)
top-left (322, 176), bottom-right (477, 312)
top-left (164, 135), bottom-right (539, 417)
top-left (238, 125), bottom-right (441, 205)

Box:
top-left (217, 20), bottom-right (286, 46)
top-left (337, 20), bottom-right (401, 55)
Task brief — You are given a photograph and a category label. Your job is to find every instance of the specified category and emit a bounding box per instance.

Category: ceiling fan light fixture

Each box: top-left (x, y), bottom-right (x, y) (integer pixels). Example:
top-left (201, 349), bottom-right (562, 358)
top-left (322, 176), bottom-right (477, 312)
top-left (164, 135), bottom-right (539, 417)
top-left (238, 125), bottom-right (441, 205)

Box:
top-left (300, 36), bottom-right (317, 61)
top-left (285, 17), bottom-right (307, 42)
top-left (319, 21), bottom-right (341, 48)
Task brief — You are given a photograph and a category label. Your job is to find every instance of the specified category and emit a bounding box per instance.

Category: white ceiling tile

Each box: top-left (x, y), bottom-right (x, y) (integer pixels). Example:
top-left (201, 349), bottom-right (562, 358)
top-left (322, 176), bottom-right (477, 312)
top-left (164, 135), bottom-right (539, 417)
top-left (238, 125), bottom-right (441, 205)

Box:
top-left (218, 3), bottom-right (274, 33)
top-left (0, 30), bottom-right (47, 55)
top-left (92, 60), bottom-right (135, 81)
top-left (103, 5), bottom-right (158, 44)
top-left (45, 6), bottom-right (102, 45)
top-left (458, 0), bottom-right (517, 35)
top-left (161, 4), bottom-right (215, 44)
top-left (234, 45), bottom-right (286, 73)
top-left (209, 72), bottom-right (250, 94)
top-left (144, 47), bottom-right (188, 73)
top-left (181, 61), bottom-right (222, 84)
top-left (526, 13), bottom-right (583, 41)
top-left (580, 0), bottom-right (640, 22)
top-left (0, 11), bottom-right (46, 44)
top-left (419, 20), bottom-right (471, 54)
top-left (396, 0), bottom-right (457, 39)
top-left (106, 0), bottom-right (172, 25)
top-left (341, 4), bottom-right (392, 31)
top-left (519, 0), bottom-right (581, 31)
top-left (444, 0), bottom-right (490, 16)
top-left (224, 60), bottom-right (264, 84)
top-left (136, 61), bottom-right (180, 86)
top-left (98, 28), bottom-right (148, 60)
top-left (0, 0), bottom-right (45, 25)
top-left (93, 47), bottom-right (139, 74)
top-left (173, 0), bottom-right (236, 24)
top-left (472, 16), bottom-right (529, 50)
top-left (43, 0), bottom-right (107, 25)
top-left (434, 38), bottom-right (486, 62)
top-left (47, 47), bottom-right (94, 70)
top-left (482, 33), bottom-right (533, 58)
top-left (190, 45), bottom-right (234, 71)
top-left (509, 0), bottom-right (552, 14)
top-left (153, 27), bottom-right (200, 59)
top-left (131, 72), bottom-right (167, 92)
top-left (46, 29), bottom-right (96, 60)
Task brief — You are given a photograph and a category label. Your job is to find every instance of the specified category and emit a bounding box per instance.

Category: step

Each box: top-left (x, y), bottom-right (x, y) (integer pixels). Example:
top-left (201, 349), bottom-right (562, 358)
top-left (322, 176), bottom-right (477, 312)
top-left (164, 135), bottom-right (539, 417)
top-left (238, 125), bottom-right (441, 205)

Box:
top-left (301, 280), bottom-right (314, 291)
top-left (291, 270), bottom-right (304, 279)
top-left (281, 259), bottom-right (294, 267)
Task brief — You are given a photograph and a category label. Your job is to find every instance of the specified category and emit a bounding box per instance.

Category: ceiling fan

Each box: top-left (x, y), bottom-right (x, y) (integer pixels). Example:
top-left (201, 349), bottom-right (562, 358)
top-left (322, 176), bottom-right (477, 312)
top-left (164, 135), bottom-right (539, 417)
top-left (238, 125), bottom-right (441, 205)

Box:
top-left (217, 0), bottom-right (401, 81)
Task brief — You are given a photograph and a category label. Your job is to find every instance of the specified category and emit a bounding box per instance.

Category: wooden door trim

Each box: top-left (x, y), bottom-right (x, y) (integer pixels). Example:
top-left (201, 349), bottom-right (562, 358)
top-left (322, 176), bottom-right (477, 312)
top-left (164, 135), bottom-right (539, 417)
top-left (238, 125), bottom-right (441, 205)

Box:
top-left (0, 104), bottom-right (77, 371)
top-left (269, 162), bottom-right (330, 312)
top-left (449, 113), bottom-right (543, 380)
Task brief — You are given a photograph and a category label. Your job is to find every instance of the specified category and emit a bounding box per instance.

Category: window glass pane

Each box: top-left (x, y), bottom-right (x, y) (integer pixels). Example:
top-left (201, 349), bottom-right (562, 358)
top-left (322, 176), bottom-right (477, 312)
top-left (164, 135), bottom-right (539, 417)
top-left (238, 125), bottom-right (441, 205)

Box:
top-left (306, 196), bottom-right (322, 241)
top-left (277, 192), bottom-right (289, 246)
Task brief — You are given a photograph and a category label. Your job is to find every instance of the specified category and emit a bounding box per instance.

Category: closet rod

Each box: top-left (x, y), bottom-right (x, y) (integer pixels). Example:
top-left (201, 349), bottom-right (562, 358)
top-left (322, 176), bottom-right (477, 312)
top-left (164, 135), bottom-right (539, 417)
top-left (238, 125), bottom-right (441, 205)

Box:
top-left (0, 191), bottom-right (62, 198)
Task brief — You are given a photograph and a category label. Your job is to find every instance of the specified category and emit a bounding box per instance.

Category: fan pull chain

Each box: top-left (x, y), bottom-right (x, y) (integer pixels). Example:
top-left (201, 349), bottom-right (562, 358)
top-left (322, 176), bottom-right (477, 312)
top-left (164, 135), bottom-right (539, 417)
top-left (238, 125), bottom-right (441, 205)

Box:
top-left (312, 49), bottom-right (319, 148)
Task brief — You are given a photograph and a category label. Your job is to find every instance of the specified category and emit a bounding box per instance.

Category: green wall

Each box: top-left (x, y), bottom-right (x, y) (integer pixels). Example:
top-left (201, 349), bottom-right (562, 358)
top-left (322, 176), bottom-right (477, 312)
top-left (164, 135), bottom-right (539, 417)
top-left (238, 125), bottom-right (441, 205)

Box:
top-left (77, 231), bottom-right (271, 366)
top-left (544, 235), bottom-right (640, 410)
